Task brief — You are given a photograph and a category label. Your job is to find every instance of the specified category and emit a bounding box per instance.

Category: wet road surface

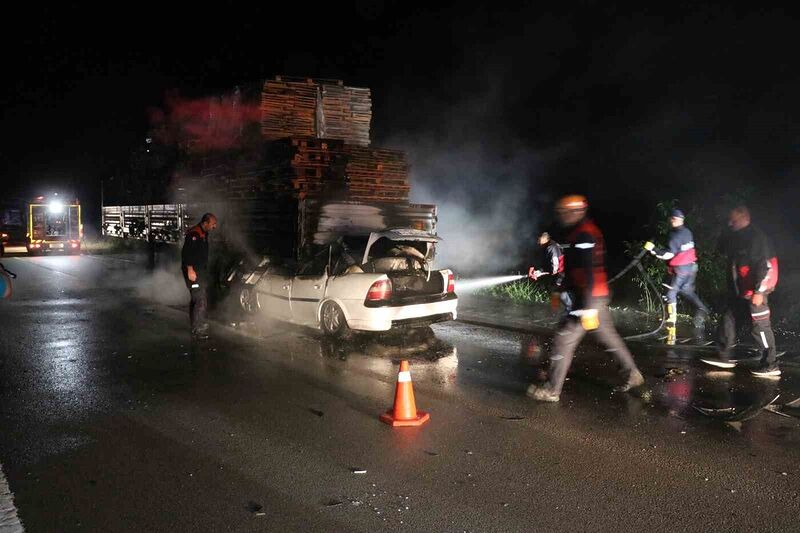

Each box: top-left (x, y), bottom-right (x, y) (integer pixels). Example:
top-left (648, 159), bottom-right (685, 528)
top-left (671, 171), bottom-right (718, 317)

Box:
top-left (1, 253), bottom-right (800, 532)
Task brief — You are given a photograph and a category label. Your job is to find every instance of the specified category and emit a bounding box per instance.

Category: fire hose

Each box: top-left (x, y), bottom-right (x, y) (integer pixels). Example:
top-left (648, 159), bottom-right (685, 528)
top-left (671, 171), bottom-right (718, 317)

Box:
top-left (606, 247), bottom-right (667, 340)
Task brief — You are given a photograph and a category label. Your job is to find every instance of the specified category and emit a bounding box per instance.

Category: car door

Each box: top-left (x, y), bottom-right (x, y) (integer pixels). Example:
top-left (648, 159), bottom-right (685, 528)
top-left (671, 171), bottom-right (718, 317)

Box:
top-left (266, 266), bottom-right (293, 320)
top-left (290, 248), bottom-right (330, 325)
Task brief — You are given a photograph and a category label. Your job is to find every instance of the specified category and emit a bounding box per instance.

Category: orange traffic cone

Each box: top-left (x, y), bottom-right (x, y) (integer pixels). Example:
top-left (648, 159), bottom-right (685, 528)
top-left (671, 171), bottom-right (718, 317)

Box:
top-left (380, 360), bottom-right (430, 427)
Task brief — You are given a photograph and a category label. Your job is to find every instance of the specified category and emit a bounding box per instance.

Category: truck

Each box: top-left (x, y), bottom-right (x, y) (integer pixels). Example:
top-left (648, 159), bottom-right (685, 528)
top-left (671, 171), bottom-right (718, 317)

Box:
top-left (26, 196), bottom-right (83, 254)
top-left (102, 197), bottom-right (438, 281)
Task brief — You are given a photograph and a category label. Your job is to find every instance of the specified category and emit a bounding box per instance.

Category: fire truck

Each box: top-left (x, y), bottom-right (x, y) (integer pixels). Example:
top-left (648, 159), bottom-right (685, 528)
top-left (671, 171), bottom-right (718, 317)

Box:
top-left (26, 195), bottom-right (83, 254)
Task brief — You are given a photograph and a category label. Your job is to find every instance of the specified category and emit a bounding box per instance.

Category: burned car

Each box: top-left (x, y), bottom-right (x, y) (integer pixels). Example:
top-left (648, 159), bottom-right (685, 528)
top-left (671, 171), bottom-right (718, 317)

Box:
top-left (231, 228), bottom-right (457, 337)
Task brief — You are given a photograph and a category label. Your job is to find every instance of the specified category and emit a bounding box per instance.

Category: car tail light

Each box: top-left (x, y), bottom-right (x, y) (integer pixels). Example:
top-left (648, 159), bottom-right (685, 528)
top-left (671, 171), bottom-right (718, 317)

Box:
top-left (447, 271), bottom-right (455, 293)
top-left (366, 279), bottom-right (392, 302)
top-left (71, 242), bottom-right (79, 248)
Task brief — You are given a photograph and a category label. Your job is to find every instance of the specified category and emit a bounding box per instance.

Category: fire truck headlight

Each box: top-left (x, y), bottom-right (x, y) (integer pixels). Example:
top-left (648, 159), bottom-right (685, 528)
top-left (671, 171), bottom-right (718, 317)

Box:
top-left (48, 200), bottom-right (64, 213)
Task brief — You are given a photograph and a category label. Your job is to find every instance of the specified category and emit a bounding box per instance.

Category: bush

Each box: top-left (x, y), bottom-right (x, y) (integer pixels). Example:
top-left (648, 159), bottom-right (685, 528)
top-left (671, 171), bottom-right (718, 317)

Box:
top-left (478, 278), bottom-right (550, 304)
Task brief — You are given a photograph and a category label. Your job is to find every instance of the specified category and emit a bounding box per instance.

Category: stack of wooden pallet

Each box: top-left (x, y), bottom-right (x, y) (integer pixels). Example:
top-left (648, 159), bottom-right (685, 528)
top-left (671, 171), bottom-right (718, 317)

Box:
top-left (255, 137), bottom-right (348, 200)
top-left (260, 77), bottom-right (318, 140)
top-left (177, 137), bottom-right (411, 204)
top-left (319, 82), bottom-right (372, 147)
top-left (260, 76), bottom-right (372, 147)
top-left (343, 145), bottom-right (410, 202)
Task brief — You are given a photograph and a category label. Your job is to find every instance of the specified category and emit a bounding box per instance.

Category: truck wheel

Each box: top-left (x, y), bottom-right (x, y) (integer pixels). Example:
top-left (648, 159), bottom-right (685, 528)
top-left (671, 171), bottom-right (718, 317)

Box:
top-left (239, 286), bottom-right (260, 315)
top-left (320, 301), bottom-right (351, 339)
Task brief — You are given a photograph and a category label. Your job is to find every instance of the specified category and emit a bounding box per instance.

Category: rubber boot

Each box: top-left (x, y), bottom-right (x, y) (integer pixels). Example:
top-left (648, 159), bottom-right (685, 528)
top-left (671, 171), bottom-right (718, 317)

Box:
top-left (665, 303), bottom-right (677, 345)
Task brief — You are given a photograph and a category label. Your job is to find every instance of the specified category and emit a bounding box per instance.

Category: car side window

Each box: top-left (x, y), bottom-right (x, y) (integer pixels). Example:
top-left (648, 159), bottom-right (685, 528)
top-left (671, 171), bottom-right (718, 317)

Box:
top-left (298, 249), bottom-right (329, 277)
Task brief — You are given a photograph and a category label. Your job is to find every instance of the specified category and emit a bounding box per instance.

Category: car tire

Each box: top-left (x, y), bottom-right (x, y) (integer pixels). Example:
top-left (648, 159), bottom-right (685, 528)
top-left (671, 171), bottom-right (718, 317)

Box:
top-left (239, 286), bottom-right (260, 315)
top-left (320, 301), bottom-right (351, 339)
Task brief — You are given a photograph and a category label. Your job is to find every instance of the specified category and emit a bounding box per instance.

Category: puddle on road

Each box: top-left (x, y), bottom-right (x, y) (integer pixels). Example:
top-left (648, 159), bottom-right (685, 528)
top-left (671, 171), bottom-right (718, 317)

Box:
top-left (220, 312), bottom-right (800, 440)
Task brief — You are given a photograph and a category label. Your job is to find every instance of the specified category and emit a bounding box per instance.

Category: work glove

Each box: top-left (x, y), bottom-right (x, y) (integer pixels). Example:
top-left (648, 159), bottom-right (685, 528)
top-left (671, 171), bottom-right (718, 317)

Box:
top-left (571, 309), bottom-right (600, 331)
top-left (528, 267), bottom-right (545, 280)
top-left (643, 241), bottom-right (656, 254)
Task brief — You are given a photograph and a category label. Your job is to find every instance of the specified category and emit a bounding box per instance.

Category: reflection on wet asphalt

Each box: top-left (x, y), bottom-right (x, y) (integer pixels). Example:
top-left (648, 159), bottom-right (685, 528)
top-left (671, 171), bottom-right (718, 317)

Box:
top-left (2, 253), bottom-right (800, 531)
top-left (231, 306), bottom-right (800, 443)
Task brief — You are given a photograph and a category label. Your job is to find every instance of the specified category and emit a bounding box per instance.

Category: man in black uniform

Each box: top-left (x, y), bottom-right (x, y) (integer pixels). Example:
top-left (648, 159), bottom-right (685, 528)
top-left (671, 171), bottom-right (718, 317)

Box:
top-left (528, 232), bottom-right (571, 316)
top-left (181, 213), bottom-right (218, 339)
top-left (644, 208), bottom-right (709, 344)
top-left (528, 232), bottom-right (564, 283)
top-left (702, 206), bottom-right (780, 378)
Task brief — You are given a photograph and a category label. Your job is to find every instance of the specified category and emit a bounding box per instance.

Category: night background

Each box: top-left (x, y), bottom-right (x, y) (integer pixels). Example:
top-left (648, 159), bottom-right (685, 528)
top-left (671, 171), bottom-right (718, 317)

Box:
top-left (2, 2), bottom-right (799, 267)
top-left (5, 4), bottom-right (800, 529)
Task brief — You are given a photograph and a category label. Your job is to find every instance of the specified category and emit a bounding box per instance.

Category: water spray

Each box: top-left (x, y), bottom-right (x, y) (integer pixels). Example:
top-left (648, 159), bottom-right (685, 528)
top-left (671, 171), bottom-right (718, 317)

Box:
top-left (456, 274), bottom-right (526, 293)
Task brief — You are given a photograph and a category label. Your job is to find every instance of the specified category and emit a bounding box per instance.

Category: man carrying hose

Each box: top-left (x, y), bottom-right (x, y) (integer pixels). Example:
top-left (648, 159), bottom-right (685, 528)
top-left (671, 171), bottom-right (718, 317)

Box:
top-left (644, 208), bottom-right (709, 344)
top-left (528, 232), bottom-right (571, 316)
top-left (527, 195), bottom-right (644, 402)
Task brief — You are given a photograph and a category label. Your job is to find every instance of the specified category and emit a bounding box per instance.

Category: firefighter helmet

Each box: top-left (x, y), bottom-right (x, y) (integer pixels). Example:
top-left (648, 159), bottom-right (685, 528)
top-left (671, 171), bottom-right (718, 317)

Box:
top-left (555, 195), bottom-right (588, 211)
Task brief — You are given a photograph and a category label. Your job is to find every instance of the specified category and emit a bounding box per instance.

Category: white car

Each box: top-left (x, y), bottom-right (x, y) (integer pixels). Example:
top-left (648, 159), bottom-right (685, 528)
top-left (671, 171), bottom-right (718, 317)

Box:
top-left (233, 229), bottom-right (458, 336)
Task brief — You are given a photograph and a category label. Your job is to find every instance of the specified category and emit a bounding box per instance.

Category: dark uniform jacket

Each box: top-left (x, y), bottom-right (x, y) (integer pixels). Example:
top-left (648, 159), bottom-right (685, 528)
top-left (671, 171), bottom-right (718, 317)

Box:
top-left (540, 241), bottom-right (565, 285)
top-left (562, 218), bottom-right (609, 309)
top-left (181, 224), bottom-right (209, 281)
top-left (654, 226), bottom-right (697, 269)
top-left (720, 225), bottom-right (778, 298)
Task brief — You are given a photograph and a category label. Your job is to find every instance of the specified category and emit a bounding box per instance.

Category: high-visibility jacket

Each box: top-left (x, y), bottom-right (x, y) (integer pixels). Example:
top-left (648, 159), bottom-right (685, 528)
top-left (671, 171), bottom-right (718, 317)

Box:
top-left (654, 226), bottom-right (697, 268)
top-left (721, 224), bottom-right (778, 298)
top-left (562, 218), bottom-right (609, 308)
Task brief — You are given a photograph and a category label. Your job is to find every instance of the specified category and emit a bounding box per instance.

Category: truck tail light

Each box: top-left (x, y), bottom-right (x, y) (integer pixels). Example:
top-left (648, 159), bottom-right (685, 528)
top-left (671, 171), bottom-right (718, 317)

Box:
top-left (447, 271), bottom-right (455, 293)
top-left (366, 279), bottom-right (392, 302)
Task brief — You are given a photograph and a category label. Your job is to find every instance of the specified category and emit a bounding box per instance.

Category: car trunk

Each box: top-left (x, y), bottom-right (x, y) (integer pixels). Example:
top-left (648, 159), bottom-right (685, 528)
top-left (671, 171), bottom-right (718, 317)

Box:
top-left (360, 229), bottom-right (445, 303)
top-left (388, 271), bottom-right (444, 299)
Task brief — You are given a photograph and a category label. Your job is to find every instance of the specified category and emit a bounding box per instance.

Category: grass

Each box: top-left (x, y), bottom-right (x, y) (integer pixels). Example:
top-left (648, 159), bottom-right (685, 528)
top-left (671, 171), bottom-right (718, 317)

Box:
top-left (477, 279), bottom-right (551, 304)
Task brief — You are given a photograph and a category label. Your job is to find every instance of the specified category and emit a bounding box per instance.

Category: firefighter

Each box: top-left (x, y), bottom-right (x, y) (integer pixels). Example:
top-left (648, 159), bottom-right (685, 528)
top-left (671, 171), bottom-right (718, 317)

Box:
top-left (702, 206), bottom-right (780, 378)
top-left (181, 213), bottom-right (218, 339)
top-left (528, 232), bottom-right (564, 282)
top-left (528, 232), bottom-right (571, 315)
top-left (527, 195), bottom-right (644, 402)
top-left (643, 208), bottom-right (709, 344)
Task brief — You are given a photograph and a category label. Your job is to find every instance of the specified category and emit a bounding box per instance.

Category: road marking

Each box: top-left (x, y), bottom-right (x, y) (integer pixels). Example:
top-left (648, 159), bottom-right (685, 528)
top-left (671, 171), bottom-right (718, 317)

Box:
top-left (0, 462), bottom-right (24, 532)
top-left (15, 259), bottom-right (80, 280)
top-left (83, 254), bottom-right (137, 264)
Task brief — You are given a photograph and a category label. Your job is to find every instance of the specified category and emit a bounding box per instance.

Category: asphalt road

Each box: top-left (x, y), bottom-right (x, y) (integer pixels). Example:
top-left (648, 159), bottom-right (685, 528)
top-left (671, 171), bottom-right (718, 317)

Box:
top-left (1, 252), bottom-right (799, 532)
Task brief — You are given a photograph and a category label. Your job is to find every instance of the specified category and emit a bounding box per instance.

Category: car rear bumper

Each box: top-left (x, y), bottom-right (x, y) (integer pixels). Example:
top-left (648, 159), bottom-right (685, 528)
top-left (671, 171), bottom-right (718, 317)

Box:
top-left (346, 295), bottom-right (458, 331)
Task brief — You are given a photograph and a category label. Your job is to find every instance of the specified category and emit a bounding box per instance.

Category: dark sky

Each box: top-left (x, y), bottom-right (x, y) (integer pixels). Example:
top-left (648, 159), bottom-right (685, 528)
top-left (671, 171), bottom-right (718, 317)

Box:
top-left (2, 2), bottom-right (799, 254)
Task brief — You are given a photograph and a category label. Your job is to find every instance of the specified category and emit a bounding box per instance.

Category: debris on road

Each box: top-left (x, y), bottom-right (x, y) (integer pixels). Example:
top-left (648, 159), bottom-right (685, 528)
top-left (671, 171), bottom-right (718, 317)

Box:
top-left (309, 408), bottom-right (324, 417)
top-left (350, 467), bottom-right (367, 474)
top-left (247, 501), bottom-right (265, 516)
top-left (324, 499), bottom-right (344, 507)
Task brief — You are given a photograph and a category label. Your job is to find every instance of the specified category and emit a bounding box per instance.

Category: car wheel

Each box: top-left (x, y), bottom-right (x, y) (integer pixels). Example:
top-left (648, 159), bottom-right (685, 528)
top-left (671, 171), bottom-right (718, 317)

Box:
top-left (239, 286), bottom-right (260, 315)
top-left (320, 301), bottom-right (351, 338)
